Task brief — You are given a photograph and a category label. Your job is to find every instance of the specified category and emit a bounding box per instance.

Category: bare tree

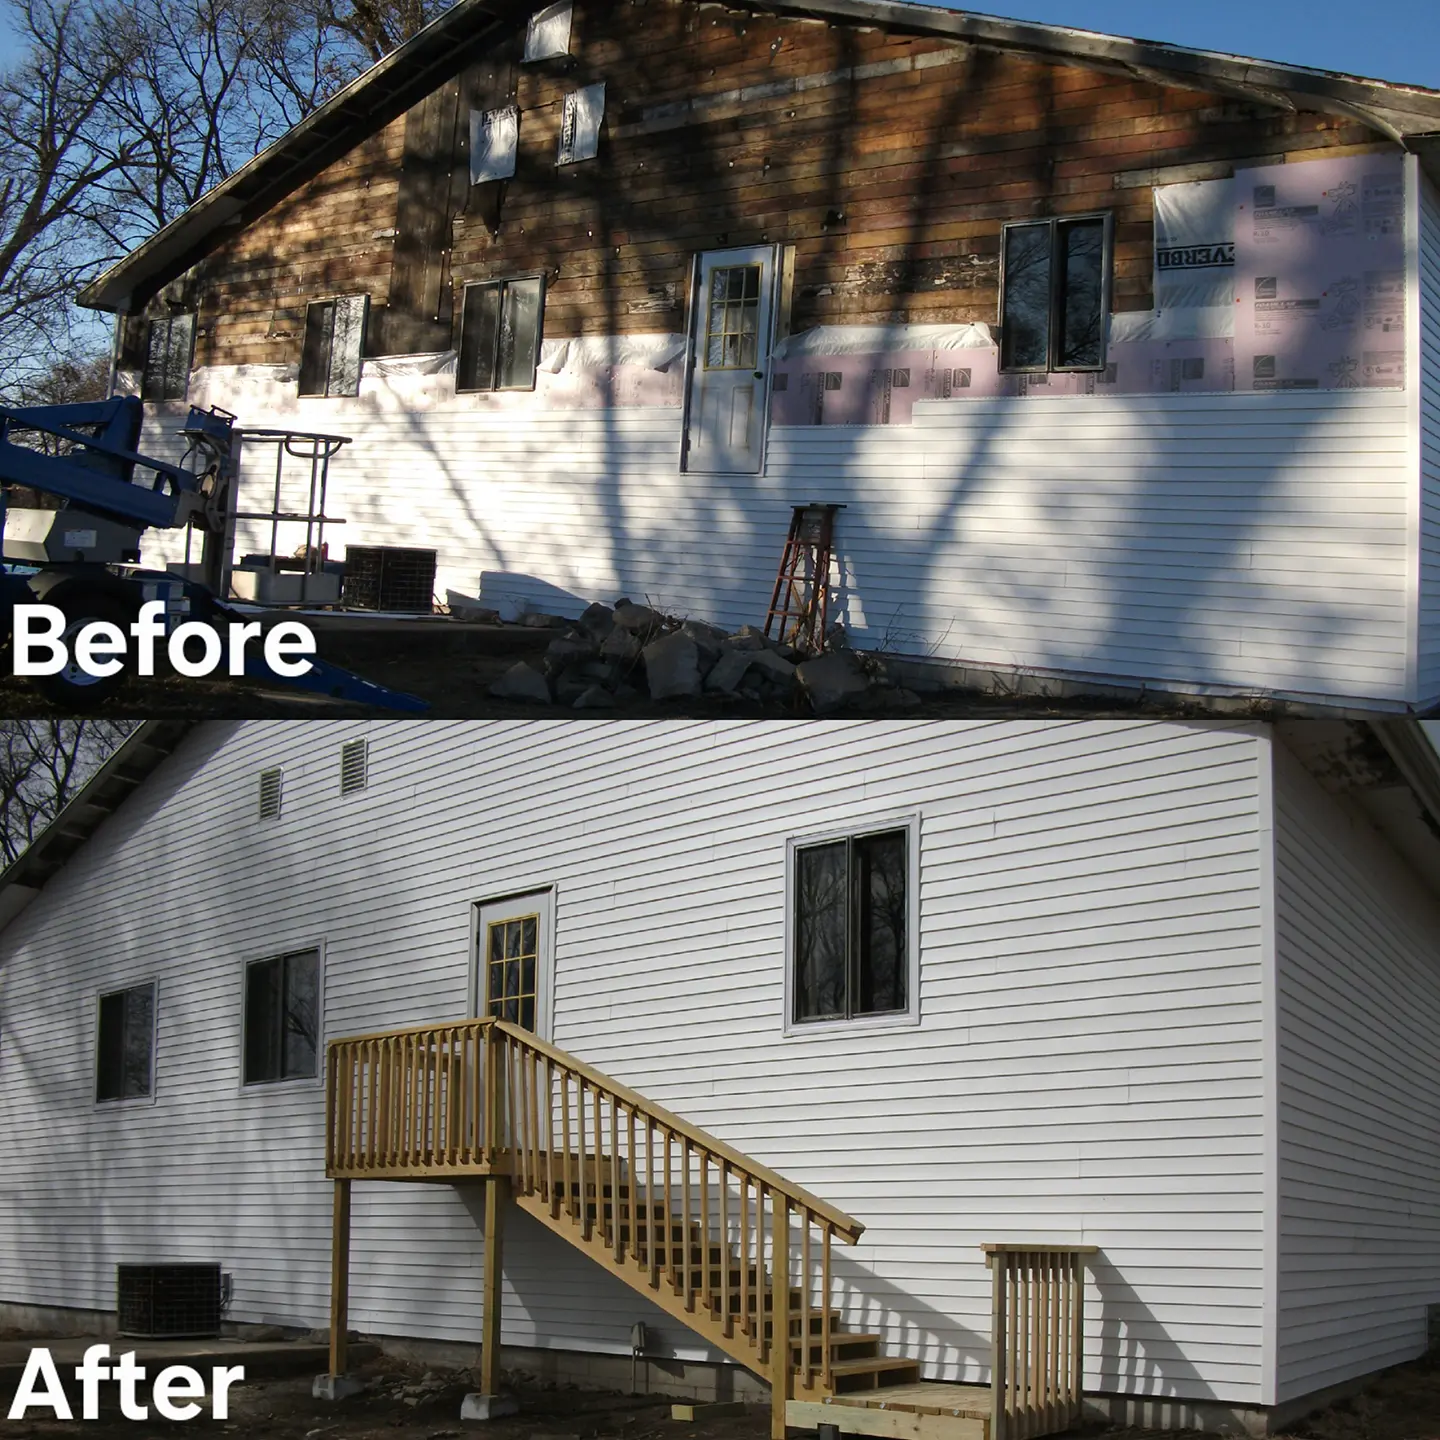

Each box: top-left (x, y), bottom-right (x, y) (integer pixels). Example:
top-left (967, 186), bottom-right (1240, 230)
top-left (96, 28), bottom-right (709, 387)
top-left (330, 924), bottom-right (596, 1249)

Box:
top-left (0, 0), bottom-right (455, 393)
top-left (0, 720), bottom-right (138, 866)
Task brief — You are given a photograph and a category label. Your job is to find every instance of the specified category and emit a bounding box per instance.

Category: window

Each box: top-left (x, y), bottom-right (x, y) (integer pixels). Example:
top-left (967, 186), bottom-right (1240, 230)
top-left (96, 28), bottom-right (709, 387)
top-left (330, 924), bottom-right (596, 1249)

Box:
top-left (523, 0), bottom-right (572, 60)
top-left (482, 912), bottom-right (539, 1030)
top-left (258, 767), bottom-right (283, 820)
top-left (141, 313), bottom-right (195, 401)
top-left (299, 295), bottom-right (368, 397)
top-left (470, 105), bottom-right (518, 185)
top-left (339, 738), bottom-right (367, 794)
top-left (96, 982), bottom-right (156, 1102)
top-left (705, 264), bottom-right (763, 369)
top-left (457, 277), bottom-right (544, 391)
top-left (999, 215), bottom-right (1111, 372)
top-left (243, 948), bottom-right (320, 1084)
top-left (789, 824), bottom-right (916, 1027)
top-left (557, 83), bottom-right (605, 166)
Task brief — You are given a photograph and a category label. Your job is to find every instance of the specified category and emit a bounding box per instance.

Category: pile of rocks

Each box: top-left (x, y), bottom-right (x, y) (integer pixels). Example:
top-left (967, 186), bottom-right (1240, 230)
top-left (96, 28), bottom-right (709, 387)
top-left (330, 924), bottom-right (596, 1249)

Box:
top-left (487, 599), bottom-right (922, 714)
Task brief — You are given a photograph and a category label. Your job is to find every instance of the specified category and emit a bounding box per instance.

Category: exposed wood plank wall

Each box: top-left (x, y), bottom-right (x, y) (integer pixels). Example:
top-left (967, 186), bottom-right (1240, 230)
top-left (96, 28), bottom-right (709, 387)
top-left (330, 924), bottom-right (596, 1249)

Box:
top-left (149, 0), bottom-right (1393, 370)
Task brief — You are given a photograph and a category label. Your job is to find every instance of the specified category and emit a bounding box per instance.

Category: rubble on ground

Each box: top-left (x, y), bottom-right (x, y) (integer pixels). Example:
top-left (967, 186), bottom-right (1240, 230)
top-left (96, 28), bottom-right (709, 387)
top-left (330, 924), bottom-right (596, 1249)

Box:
top-left (484, 599), bottom-right (923, 715)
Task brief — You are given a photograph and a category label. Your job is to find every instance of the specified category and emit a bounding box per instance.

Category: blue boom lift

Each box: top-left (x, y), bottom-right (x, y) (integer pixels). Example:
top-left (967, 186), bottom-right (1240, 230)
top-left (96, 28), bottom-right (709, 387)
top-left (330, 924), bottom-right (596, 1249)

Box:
top-left (0, 395), bottom-right (426, 710)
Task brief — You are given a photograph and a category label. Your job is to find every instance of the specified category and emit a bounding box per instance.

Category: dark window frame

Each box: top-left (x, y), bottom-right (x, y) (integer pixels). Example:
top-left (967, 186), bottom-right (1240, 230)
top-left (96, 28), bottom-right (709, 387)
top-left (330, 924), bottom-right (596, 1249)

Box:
top-left (242, 947), bottom-right (322, 1087)
top-left (298, 295), bottom-right (369, 398)
top-left (456, 274), bottom-right (546, 393)
top-left (787, 819), bottom-right (919, 1032)
top-left (141, 312), bottom-right (195, 402)
top-left (95, 981), bottom-right (157, 1103)
top-left (998, 213), bottom-right (1113, 374)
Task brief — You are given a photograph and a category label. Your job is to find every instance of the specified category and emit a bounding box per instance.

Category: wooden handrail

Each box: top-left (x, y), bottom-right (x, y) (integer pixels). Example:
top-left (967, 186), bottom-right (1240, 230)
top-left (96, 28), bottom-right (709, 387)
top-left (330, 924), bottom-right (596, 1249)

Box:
top-left (489, 1020), bottom-right (865, 1242)
top-left (327, 1017), bottom-right (865, 1406)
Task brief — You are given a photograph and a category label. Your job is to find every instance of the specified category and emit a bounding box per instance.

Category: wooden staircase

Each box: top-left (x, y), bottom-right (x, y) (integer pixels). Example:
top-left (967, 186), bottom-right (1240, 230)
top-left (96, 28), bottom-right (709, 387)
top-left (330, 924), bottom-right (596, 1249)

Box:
top-left (324, 1018), bottom-right (1092, 1440)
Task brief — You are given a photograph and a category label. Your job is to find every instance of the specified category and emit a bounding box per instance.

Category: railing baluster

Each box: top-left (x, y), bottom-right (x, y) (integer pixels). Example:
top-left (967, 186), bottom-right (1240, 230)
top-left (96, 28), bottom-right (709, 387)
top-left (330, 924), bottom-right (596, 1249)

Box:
top-left (611, 1098), bottom-right (622, 1261)
top-left (626, 1105), bottom-right (638, 1271)
top-left (799, 1210), bottom-right (810, 1388)
top-left (681, 1139), bottom-right (692, 1309)
top-left (578, 1080), bottom-right (591, 1240)
top-left (700, 1150), bottom-right (712, 1320)
top-left (740, 1175), bottom-right (751, 1341)
top-left (663, 1131), bottom-right (675, 1291)
top-left (544, 1055), bottom-right (555, 1210)
top-left (821, 1222), bottom-right (832, 1390)
top-left (719, 1159), bottom-right (731, 1337)
top-left (562, 1068), bottom-right (574, 1221)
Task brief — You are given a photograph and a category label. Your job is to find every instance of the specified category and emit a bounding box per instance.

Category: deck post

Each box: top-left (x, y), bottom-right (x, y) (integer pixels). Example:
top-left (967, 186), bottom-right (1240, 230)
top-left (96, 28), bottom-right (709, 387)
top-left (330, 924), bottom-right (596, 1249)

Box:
top-left (771, 1196), bottom-right (791, 1440)
top-left (330, 1178), bottom-right (351, 1377)
top-left (990, 1248), bottom-right (1006, 1440)
top-left (481, 1174), bottom-right (510, 1396)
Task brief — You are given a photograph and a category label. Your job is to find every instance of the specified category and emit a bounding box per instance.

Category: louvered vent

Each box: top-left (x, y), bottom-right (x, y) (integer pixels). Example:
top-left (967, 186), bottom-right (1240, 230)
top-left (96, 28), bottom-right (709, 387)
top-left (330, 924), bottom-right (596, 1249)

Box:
top-left (258, 767), bottom-right (283, 820)
top-left (340, 739), bottom-right (367, 794)
top-left (117, 1264), bottom-right (222, 1338)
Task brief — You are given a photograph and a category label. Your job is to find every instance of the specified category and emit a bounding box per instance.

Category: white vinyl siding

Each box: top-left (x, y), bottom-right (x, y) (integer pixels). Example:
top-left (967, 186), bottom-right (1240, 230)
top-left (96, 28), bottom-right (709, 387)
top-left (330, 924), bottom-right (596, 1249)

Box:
top-left (1419, 171), bottom-right (1440, 707)
top-left (140, 385), bottom-right (1415, 708)
top-left (1271, 742), bottom-right (1440, 1401)
top-left (0, 722), bottom-right (1270, 1399)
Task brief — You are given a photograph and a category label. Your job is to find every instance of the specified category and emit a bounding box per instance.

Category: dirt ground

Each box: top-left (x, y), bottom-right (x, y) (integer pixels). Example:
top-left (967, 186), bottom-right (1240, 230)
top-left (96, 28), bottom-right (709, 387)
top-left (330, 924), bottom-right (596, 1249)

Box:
top-left (0, 620), bottom-right (1266, 721)
top-left (6, 1348), bottom-right (1440, 1440)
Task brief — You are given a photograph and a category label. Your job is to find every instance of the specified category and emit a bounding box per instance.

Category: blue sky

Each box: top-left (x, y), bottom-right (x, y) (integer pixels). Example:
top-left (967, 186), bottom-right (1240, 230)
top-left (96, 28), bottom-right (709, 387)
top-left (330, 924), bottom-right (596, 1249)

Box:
top-left (0, 0), bottom-right (1435, 88)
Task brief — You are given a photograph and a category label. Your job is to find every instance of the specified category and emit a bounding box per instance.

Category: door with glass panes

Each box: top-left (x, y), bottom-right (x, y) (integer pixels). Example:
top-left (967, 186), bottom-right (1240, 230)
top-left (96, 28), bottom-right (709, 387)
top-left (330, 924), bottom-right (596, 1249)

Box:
top-left (683, 245), bottom-right (779, 473)
top-left (475, 891), bottom-right (552, 1035)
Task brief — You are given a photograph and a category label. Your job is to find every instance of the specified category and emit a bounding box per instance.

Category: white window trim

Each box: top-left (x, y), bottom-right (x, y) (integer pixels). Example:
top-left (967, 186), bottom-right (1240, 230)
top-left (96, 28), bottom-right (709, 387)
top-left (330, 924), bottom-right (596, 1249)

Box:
top-left (783, 813), bottom-right (921, 1038)
top-left (93, 978), bottom-right (161, 1108)
top-left (238, 939), bottom-right (326, 1093)
top-left (469, 887), bottom-right (557, 1042)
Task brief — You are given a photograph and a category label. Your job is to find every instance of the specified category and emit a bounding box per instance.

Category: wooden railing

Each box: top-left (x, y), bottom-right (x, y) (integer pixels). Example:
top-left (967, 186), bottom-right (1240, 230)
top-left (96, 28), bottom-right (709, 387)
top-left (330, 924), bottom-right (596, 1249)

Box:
top-left (326, 1017), bottom-right (865, 1395)
top-left (985, 1244), bottom-right (1097, 1440)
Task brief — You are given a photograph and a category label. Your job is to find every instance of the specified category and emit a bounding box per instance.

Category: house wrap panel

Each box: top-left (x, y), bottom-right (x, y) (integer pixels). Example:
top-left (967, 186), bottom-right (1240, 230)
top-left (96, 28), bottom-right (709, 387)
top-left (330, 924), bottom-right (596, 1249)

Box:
top-left (0, 721), bottom-right (1269, 1400)
top-left (1272, 742), bottom-right (1440, 1400)
top-left (141, 385), bottom-right (1416, 706)
top-left (1419, 171), bottom-right (1440, 706)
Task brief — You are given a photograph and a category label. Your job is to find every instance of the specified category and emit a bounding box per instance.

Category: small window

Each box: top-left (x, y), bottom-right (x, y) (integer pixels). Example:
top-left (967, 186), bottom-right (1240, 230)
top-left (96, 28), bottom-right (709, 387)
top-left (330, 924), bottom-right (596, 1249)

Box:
top-left (470, 105), bottom-right (518, 186)
top-left (299, 295), bottom-right (368, 397)
top-left (340, 738), bottom-right (367, 794)
top-left (483, 913), bottom-right (539, 1030)
top-left (790, 826), bottom-right (913, 1026)
top-left (258, 768), bottom-right (283, 820)
top-left (457, 277), bottom-right (544, 391)
top-left (141, 313), bottom-right (195, 401)
top-left (243, 948), bottom-right (320, 1085)
top-left (556, 83), bottom-right (605, 166)
top-left (96, 982), bottom-right (156, 1102)
top-left (523, 0), bottom-right (572, 61)
top-left (999, 215), bottom-right (1111, 373)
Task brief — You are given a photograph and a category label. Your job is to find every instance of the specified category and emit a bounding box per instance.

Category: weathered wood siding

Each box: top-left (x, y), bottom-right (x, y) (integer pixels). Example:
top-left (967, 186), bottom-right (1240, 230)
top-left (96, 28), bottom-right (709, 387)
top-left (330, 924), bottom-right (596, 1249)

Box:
top-left (128, 0), bottom-right (1385, 368)
top-left (0, 721), bottom-right (1271, 1402)
top-left (1419, 169), bottom-right (1440, 706)
top-left (1272, 741), bottom-right (1440, 1400)
top-left (139, 383), bottom-right (1419, 707)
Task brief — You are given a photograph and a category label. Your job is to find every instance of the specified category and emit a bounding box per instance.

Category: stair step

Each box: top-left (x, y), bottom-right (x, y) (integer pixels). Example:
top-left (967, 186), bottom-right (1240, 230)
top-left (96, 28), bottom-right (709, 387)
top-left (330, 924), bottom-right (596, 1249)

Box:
top-left (829, 1357), bottom-right (923, 1393)
top-left (765, 1312), bottom-right (844, 1339)
top-left (789, 1334), bottom-right (883, 1364)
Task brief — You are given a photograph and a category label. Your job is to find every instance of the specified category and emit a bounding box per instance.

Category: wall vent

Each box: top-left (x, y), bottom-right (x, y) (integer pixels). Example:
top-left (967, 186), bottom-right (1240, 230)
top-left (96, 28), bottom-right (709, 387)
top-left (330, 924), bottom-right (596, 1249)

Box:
top-left (117, 1264), bottom-right (222, 1338)
top-left (340, 739), bottom-right (368, 794)
top-left (258, 767), bottom-right (283, 820)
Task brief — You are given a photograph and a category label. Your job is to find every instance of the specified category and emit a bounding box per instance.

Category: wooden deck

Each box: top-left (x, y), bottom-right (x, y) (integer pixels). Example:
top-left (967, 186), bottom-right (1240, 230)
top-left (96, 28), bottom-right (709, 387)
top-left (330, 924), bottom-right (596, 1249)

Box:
top-left (789, 1383), bottom-right (991, 1440)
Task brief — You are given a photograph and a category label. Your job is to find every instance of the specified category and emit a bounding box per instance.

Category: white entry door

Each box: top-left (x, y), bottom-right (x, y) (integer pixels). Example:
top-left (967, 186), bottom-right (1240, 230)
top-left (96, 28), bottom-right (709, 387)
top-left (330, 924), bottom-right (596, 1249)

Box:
top-left (475, 890), bottom-right (553, 1037)
top-left (683, 245), bottom-right (779, 473)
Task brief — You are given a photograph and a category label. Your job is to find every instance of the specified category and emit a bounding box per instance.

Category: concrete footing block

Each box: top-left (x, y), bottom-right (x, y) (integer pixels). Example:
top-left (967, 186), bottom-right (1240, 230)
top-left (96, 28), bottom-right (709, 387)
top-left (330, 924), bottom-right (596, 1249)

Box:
top-left (313, 1373), bottom-right (366, 1401)
top-left (462, 1393), bottom-right (519, 1421)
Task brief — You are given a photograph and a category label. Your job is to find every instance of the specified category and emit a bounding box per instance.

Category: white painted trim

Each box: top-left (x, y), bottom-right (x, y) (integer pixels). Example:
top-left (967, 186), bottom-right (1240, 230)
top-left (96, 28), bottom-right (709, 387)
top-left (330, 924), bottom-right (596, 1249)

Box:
top-left (92, 978), bottom-right (160, 1109)
top-left (237, 939), bottom-right (326, 1092)
top-left (471, 887), bottom-right (556, 1040)
top-left (1406, 151), bottom-right (1424, 708)
top-left (782, 811), bottom-right (922, 1037)
top-left (1256, 731), bottom-right (1279, 1407)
